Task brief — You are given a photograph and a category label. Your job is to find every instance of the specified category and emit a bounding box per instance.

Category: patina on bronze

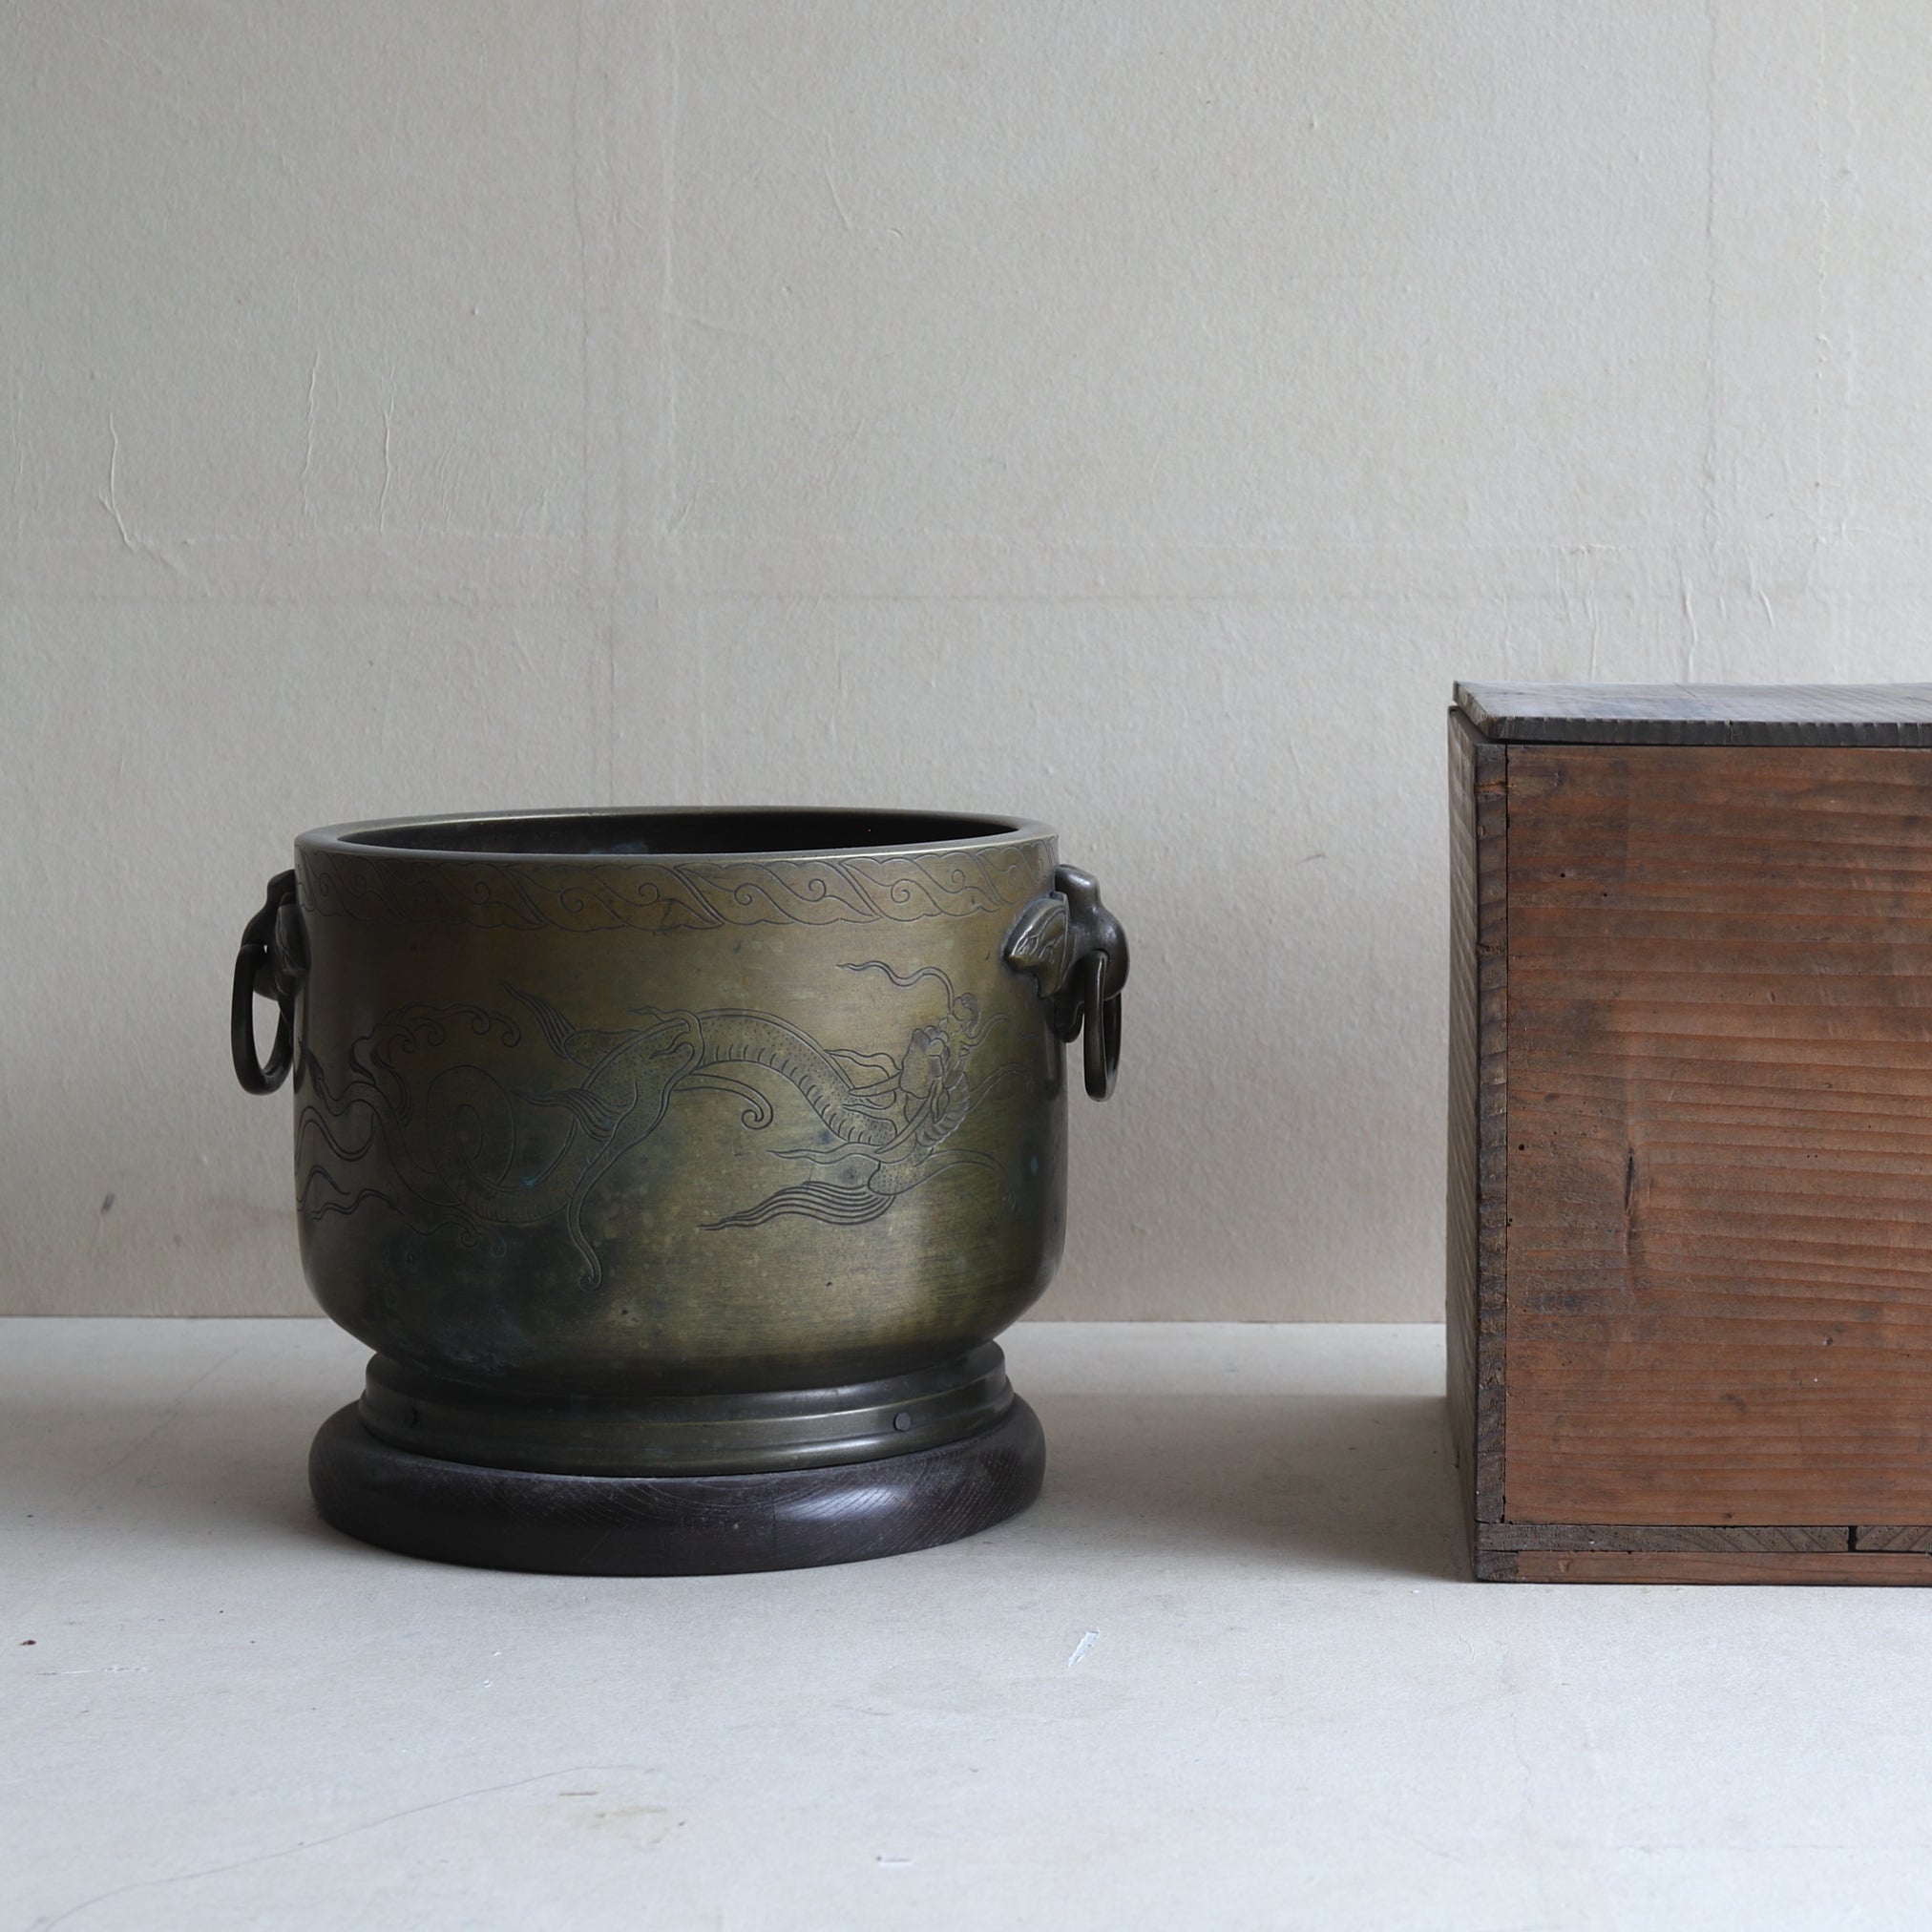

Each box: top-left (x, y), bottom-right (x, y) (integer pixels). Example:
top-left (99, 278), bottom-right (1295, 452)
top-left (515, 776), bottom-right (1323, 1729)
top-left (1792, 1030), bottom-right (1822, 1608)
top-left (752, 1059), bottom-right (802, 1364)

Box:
top-left (231, 808), bottom-right (1127, 1574)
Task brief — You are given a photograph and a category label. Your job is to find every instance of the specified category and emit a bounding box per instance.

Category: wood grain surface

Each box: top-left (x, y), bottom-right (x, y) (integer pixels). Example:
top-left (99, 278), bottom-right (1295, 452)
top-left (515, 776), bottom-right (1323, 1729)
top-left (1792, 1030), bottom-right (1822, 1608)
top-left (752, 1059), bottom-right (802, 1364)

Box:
top-left (1504, 745), bottom-right (1932, 1526)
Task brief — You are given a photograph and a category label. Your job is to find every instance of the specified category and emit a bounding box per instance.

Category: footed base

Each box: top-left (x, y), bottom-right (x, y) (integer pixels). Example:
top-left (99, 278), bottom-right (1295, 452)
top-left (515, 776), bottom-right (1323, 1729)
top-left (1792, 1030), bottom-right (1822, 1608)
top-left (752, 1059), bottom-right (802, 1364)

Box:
top-left (308, 1396), bottom-right (1044, 1575)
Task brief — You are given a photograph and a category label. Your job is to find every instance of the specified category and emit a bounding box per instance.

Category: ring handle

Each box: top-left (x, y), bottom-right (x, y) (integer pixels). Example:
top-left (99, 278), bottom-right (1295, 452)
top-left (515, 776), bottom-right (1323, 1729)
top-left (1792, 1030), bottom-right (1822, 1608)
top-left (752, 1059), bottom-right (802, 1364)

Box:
top-left (231, 870), bottom-right (307, 1095)
top-left (1002, 863), bottom-right (1128, 1101)
top-left (1080, 950), bottom-right (1123, 1101)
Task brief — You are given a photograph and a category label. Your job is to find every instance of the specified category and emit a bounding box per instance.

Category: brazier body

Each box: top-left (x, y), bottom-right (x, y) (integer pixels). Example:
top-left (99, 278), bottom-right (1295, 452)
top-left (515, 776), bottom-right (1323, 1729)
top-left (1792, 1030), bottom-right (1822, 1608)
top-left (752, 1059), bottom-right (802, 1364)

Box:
top-left (232, 809), bottom-right (1126, 1572)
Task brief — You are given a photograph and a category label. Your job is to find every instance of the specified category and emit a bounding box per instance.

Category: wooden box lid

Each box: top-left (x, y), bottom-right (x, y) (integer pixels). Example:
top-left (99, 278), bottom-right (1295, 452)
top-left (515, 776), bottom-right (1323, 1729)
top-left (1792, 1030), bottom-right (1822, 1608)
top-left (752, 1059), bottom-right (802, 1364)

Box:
top-left (1455, 681), bottom-right (1932, 746)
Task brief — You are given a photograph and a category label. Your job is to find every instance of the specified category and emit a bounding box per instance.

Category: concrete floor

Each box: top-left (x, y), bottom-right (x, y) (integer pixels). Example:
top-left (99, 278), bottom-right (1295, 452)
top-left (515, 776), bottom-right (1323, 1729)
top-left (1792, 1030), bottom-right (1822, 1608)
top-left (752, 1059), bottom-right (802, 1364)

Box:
top-left (5, 1318), bottom-right (1927, 1930)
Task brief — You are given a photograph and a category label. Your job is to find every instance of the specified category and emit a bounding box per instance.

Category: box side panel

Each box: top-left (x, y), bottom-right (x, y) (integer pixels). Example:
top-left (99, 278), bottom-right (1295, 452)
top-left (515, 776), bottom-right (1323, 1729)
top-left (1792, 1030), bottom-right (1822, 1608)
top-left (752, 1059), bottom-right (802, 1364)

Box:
top-left (1446, 713), bottom-right (1479, 1535)
top-left (1447, 709), bottom-right (1508, 1557)
top-left (1473, 735), bottom-right (1509, 1526)
top-left (1505, 745), bottom-right (1932, 1524)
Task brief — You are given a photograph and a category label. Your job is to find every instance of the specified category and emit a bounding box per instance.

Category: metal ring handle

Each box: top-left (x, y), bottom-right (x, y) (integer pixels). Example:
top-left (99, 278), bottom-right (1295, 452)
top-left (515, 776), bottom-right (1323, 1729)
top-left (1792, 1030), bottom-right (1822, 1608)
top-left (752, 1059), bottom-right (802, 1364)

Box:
top-left (1080, 951), bottom-right (1122, 1101)
top-left (231, 871), bottom-right (304, 1095)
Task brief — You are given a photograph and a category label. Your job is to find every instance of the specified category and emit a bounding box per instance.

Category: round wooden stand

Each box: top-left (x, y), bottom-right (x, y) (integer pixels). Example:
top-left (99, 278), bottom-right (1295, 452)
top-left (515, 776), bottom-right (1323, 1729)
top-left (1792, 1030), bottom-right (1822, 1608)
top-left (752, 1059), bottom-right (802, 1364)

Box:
top-left (308, 1396), bottom-right (1044, 1575)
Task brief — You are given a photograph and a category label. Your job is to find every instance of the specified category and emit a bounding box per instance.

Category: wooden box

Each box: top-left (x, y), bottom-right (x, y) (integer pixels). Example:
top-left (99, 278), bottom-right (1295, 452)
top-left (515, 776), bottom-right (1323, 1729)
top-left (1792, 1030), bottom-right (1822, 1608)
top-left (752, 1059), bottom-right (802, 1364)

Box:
top-left (1448, 682), bottom-right (1932, 1583)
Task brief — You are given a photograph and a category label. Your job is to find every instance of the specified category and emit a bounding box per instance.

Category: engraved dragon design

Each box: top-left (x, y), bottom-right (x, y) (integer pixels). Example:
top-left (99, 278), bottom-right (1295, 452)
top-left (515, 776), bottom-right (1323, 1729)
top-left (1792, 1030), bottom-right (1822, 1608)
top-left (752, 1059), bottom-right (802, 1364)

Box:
top-left (295, 963), bottom-right (1017, 1287)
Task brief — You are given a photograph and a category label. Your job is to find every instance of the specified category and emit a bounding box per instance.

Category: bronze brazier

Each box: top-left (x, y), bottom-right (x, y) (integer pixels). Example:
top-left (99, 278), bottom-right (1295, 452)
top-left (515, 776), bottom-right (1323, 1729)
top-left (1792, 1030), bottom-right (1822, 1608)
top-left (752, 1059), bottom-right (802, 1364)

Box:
top-left (231, 809), bottom-right (1127, 1573)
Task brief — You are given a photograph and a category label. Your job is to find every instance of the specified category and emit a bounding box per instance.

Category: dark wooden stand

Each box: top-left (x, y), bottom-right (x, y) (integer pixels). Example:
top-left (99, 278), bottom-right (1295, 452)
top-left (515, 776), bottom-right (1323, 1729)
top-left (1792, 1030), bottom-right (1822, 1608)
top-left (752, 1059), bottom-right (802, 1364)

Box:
top-left (309, 1397), bottom-right (1044, 1575)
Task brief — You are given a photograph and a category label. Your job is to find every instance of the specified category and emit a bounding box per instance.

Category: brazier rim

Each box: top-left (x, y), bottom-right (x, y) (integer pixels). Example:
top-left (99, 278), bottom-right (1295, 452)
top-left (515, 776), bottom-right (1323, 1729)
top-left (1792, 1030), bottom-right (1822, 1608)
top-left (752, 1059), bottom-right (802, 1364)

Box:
top-left (299, 806), bottom-right (1052, 867)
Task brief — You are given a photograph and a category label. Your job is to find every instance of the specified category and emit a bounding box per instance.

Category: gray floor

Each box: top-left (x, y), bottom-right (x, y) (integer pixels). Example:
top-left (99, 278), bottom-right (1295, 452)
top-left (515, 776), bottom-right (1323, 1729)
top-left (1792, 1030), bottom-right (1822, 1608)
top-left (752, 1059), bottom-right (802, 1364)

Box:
top-left (5, 1319), bottom-right (1922, 1930)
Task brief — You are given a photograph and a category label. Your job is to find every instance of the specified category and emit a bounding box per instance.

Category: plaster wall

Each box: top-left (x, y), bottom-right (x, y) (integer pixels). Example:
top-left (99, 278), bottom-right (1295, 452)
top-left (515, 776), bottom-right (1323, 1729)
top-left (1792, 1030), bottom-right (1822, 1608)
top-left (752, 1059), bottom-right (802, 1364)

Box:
top-left (5, 2), bottom-right (1930, 1316)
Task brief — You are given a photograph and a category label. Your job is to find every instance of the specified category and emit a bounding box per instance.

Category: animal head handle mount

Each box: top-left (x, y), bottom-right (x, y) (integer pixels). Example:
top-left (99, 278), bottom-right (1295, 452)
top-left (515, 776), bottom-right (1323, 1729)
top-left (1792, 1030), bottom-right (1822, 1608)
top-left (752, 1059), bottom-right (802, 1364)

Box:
top-left (1000, 865), bottom-right (1129, 1101)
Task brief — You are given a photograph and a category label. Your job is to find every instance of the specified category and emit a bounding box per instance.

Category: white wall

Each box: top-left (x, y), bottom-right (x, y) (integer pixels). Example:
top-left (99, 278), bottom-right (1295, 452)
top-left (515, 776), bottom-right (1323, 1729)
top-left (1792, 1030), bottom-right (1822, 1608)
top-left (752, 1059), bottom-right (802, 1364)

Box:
top-left (5, 2), bottom-right (1929, 1319)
